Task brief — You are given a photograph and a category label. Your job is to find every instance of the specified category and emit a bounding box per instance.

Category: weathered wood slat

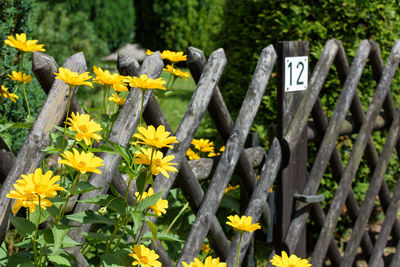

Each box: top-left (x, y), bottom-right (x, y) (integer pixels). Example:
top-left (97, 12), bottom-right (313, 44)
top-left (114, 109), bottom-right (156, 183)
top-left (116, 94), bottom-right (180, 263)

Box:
top-left (368, 179), bottom-right (400, 267)
top-left (143, 95), bottom-right (231, 262)
top-left (368, 41), bottom-right (400, 240)
top-left (311, 40), bottom-right (400, 267)
top-left (226, 139), bottom-right (281, 266)
top-left (0, 149), bottom-right (14, 184)
top-left (311, 98), bottom-right (374, 260)
top-left (276, 41), bottom-right (309, 256)
top-left (389, 235), bottom-right (400, 267)
top-left (32, 52), bottom-right (85, 115)
top-left (310, 203), bottom-right (342, 266)
top-left (307, 115), bottom-right (386, 141)
top-left (187, 46), bottom-right (271, 229)
top-left (282, 39), bottom-right (339, 162)
top-left (67, 52), bottom-right (164, 246)
top-left (136, 48), bottom-right (228, 261)
top-left (187, 146), bottom-right (264, 181)
top-left (128, 50), bottom-right (228, 261)
top-left (177, 45), bottom-right (277, 265)
top-left (284, 40), bottom-right (371, 253)
top-left (340, 105), bottom-right (400, 267)
top-left (0, 52), bottom-right (87, 244)
top-left (119, 52), bottom-right (231, 261)
top-left (151, 48), bottom-right (227, 198)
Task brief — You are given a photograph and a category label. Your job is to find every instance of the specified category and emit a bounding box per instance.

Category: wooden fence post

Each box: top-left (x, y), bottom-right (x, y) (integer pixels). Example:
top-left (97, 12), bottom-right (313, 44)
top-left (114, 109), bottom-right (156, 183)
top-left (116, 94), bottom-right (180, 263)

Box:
top-left (276, 41), bottom-right (309, 257)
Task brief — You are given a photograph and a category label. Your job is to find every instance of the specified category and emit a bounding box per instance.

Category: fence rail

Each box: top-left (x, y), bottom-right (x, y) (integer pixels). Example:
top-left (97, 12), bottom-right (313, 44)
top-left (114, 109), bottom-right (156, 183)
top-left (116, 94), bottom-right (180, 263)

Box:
top-left (0, 38), bottom-right (400, 267)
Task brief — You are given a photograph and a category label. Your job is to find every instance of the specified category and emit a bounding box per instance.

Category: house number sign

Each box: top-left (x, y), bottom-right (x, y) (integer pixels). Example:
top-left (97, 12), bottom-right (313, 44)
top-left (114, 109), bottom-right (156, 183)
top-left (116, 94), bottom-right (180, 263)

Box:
top-left (284, 56), bottom-right (308, 92)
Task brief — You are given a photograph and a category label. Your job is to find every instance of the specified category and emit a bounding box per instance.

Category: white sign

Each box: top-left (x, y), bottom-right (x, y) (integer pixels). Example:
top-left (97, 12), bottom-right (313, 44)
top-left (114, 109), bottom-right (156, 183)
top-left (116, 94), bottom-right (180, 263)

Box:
top-left (284, 56), bottom-right (308, 92)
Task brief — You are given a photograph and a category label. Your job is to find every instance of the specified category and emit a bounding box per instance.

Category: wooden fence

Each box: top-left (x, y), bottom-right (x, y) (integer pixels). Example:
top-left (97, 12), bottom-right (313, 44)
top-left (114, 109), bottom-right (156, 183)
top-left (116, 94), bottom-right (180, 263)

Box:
top-left (0, 38), bottom-right (400, 266)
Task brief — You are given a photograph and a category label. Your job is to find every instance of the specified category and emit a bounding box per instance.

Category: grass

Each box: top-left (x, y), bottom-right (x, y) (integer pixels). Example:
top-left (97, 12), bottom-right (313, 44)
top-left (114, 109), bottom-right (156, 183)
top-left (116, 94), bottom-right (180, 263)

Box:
top-left (158, 69), bottom-right (197, 133)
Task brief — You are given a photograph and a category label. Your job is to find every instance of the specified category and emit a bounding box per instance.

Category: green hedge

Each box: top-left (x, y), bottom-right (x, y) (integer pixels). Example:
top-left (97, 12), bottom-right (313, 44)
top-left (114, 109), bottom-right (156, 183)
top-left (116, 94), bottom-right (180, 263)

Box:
top-left (217, 0), bottom-right (400, 126)
top-left (0, 0), bottom-right (46, 153)
top-left (134, 0), bottom-right (225, 55)
top-left (216, 0), bottom-right (400, 231)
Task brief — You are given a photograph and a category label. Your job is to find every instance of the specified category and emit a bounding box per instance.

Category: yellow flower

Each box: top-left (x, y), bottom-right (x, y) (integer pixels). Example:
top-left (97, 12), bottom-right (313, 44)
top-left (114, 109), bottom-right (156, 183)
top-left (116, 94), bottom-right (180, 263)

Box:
top-left (182, 256), bottom-right (226, 267)
top-left (146, 49), bottom-right (155, 56)
top-left (192, 139), bottom-right (215, 153)
top-left (163, 65), bottom-right (191, 80)
top-left (112, 81), bottom-right (128, 92)
top-left (67, 112), bottom-right (102, 146)
top-left (135, 188), bottom-right (168, 216)
top-left (0, 85), bottom-right (19, 103)
top-left (201, 243), bottom-right (211, 254)
top-left (4, 33), bottom-right (45, 52)
top-left (186, 148), bottom-right (200, 160)
top-left (92, 66), bottom-right (127, 92)
top-left (270, 251), bottom-right (311, 267)
top-left (226, 215), bottom-right (261, 233)
top-left (146, 49), bottom-right (167, 59)
top-left (129, 244), bottom-right (161, 267)
top-left (208, 152), bottom-right (221, 157)
top-left (124, 74), bottom-right (166, 91)
top-left (133, 125), bottom-right (179, 149)
top-left (6, 168), bottom-right (64, 213)
top-left (8, 71), bottom-right (33, 84)
top-left (134, 147), bottom-right (178, 178)
top-left (182, 258), bottom-right (205, 267)
top-left (108, 93), bottom-right (126, 106)
top-left (161, 50), bottom-right (187, 63)
top-left (224, 184), bottom-right (239, 194)
top-left (54, 67), bottom-right (93, 88)
top-left (58, 148), bottom-right (104, 174)
top-left (219, 146), bottom-right (225, 152)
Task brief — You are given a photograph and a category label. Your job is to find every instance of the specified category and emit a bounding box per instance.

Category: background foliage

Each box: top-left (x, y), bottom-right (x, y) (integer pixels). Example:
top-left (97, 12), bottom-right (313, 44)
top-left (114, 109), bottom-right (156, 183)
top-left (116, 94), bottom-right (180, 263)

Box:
top-left (134, 0), bottom-right (225, 56)
top-left (0, 0), bottom-right (46, 153)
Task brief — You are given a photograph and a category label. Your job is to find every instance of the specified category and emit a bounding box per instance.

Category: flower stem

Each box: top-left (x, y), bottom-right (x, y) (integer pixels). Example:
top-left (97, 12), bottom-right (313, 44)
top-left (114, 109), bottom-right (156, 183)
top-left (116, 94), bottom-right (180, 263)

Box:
top-left (62, 85), bottom-right (73, 149)
top-left (56, 172), bottom-right (80, 224)
top-left (165, 201), bottom-right (189, 234)
top-left (19, 53), bottom-right (31, 120)
top-left (33, 196), bottom-right (42, 265)
top-left (139, 90), bottom-right (145, 127)
top-left (237, 232), bottom-right (243, 267)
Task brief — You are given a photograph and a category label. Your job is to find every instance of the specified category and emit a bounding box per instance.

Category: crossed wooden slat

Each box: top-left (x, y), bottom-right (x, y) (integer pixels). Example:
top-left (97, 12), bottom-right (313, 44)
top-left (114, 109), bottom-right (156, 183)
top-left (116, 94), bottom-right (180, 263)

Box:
top-left (269, 39), bottom-right (400, 267)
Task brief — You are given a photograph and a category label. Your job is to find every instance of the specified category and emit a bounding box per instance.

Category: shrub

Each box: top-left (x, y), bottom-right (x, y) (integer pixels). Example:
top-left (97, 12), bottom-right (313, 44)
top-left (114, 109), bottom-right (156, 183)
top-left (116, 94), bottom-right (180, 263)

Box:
top-left (32, 1), bottom-right (109, 66)
top-left (134, 0), bottom-right (225, 55)
top-left (0, 0), bottom-right (46, 153)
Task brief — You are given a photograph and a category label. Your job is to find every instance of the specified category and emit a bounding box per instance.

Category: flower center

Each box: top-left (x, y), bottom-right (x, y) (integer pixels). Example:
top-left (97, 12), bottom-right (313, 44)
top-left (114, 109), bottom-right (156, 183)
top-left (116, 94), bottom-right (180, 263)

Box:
top-left (78, 125), bottom-right (88, 133)
top-left (25, 192), bottom-right (37, 202)
top-left (139, 256), bottom-right (149, 264)
top-left (77, 161), bottom-right (86, 171)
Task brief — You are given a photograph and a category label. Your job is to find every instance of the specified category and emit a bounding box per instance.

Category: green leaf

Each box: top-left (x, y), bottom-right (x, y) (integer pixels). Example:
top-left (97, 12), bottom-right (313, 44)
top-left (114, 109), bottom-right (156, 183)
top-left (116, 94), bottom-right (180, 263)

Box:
top-left (113, 144), bottom-right (131, 165)
top-left (71, 181), bottom-right (99, 195)
top-left (62, 235), bottom-right (81, 248)
top-left (65, 210), bottom-right (114, 225)
top-left (145, 218), bottom-right (157, 244)
top-left (10, 215), bottom-right (36, 238)
top-left (136, 191), bottom-right (163, 212)
top-left (29, 207), bottom-right (51, 225)
top-left (6, 252), bottom-right (33, 266)
top-left (0, 122), bottom-right (14, 132)
top-left (135, 171), bottom-right (147, 196)
top-left (130, 211), bottom-right (142, 237)
top-left (48, 253), bottom-right (72, 266)
top-left (51, 223), bottom-right (73, 251)
top-left (87, 143), bottom-right (117, 154)
top-left (78, 194), bottom-right (126, 214)
top-left (141, 232), bottom-right (184, 243)
top-left (84, 232), bottom-right (110, 241)
top-left (100, 249), bottom-right (132, 267)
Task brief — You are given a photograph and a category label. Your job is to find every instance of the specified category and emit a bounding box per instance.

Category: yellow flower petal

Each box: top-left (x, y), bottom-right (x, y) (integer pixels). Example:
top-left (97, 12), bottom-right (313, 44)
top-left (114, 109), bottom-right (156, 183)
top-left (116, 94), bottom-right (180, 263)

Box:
top-left (4, 33), bottom-right (45, 52)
